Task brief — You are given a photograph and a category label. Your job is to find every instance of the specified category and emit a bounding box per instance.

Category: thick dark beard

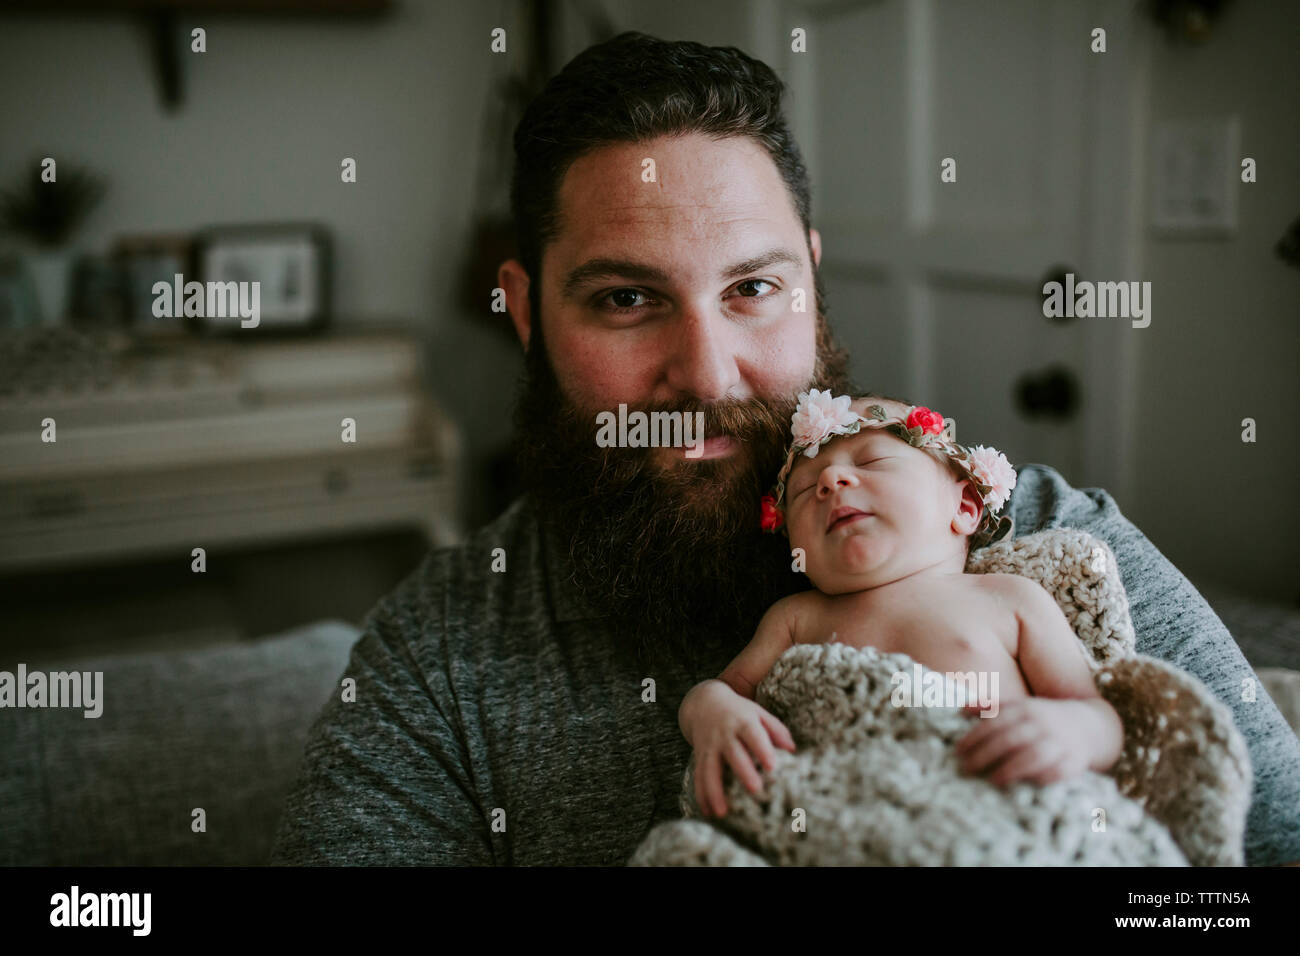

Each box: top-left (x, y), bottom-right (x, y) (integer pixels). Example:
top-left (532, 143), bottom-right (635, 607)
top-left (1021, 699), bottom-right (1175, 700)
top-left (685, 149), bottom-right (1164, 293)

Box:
top-left (513, 315), bottom-right (853, 673)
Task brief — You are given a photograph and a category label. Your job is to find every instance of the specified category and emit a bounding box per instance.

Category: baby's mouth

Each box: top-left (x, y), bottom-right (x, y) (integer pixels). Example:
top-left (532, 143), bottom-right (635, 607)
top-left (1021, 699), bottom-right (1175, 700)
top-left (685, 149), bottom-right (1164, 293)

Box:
top-left (826, 506), bottom-right (872, 533)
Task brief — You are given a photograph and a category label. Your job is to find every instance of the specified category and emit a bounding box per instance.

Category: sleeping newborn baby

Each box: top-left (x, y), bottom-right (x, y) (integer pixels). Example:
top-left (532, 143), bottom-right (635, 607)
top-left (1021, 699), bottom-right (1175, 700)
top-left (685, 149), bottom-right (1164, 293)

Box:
top-left (678, 391), bottom-right (1125, 819)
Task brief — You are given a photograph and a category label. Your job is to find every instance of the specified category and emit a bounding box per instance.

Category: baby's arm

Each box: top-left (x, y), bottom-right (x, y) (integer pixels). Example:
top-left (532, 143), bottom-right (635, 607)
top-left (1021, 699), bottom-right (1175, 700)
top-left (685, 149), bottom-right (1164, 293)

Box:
top-left (957, 574), bottom-right (1124, 784)
top-left (1009, 575), bottom-right (1105, 697)
top-left (718, 593), bottom-right (803, 699)
top-left (677, 595), bottom-right (801, 816)
top-left (679, 593), bottom-right (799, 739)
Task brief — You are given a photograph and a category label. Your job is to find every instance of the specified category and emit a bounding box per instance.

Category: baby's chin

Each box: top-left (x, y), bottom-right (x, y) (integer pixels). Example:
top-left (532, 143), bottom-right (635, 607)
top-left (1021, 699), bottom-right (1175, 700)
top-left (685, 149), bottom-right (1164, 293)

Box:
top-left (797, 537), bottom-right (895, 593)
top-left (805, 569), bottom-right (878, 596)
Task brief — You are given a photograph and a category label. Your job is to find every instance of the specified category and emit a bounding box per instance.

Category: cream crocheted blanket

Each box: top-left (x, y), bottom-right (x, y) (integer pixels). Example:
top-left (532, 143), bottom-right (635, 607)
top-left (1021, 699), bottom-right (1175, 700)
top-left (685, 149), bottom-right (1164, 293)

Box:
top-left (629, 529), bottom-right (1252, 866)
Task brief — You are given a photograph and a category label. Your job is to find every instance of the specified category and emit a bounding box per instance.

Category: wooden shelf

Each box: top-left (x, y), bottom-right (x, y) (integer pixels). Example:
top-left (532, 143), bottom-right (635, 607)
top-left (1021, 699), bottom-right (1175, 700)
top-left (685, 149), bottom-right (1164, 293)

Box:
top-left (2, 1), bottom-right (391, 14)
top-left (0, 0), bottom-right (394, 109)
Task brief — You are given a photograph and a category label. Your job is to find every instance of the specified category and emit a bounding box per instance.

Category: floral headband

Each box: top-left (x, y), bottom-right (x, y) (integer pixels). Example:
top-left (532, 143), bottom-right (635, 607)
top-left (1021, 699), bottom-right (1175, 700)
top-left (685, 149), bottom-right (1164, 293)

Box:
top-left (760, 389), bottom-right (1017, 549)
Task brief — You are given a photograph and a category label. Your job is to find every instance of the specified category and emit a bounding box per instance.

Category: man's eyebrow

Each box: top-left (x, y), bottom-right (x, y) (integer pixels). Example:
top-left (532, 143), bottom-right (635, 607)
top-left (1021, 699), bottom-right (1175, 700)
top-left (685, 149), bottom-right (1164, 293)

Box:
top-left (560, 247), bottom-right (804, 299)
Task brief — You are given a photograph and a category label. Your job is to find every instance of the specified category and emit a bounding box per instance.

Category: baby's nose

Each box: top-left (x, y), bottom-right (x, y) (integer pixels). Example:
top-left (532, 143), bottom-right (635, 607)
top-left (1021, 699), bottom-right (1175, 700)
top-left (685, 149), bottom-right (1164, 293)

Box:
top-left (819, 471), bottom-right (854, 494)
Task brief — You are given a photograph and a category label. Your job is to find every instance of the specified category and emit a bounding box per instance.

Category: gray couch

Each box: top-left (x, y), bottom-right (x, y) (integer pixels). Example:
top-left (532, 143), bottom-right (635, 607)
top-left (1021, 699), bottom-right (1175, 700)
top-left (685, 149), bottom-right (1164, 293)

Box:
top-left (0, 620), bottom-right (358, 866)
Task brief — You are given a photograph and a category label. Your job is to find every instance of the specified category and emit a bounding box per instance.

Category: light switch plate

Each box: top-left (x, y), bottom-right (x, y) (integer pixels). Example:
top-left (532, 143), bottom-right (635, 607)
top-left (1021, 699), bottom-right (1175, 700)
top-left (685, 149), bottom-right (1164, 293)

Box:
top-left (1149, 117), bottom-right (1240, 236)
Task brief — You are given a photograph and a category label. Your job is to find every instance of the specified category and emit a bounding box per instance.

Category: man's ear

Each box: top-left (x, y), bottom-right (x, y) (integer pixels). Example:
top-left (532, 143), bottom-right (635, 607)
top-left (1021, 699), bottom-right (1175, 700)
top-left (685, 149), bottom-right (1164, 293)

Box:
top-left (497, 258), bottom-right (532, 351)
top-left (952, 480), bottom-right (982, 536)
top-left (809, 227), bottom-right (822, 269)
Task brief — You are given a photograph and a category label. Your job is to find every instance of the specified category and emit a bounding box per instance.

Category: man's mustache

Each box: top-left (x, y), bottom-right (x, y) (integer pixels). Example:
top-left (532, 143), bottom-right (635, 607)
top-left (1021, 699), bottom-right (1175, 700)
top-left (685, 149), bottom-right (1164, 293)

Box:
top-left (574, 396), bottom-right (794, 446)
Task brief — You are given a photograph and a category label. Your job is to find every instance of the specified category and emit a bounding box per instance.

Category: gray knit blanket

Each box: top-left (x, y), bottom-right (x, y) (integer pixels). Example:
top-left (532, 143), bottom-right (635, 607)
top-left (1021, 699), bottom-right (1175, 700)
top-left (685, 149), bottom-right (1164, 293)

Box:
top-left (629, 529), bottom-right (1252, 866)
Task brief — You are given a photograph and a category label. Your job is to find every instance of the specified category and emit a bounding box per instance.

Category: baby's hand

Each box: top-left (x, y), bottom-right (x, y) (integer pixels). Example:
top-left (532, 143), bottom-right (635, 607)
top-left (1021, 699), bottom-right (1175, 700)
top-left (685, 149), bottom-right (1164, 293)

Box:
top-left (954, 698), bottom-right (1099, 787)
top-left (690, 694), bottom-right (796, 819)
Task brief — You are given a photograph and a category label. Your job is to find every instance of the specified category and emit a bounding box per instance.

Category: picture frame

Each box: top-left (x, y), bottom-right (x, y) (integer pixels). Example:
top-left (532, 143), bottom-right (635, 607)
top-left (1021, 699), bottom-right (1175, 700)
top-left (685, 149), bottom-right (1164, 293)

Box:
top-left (109, 233), bottom-right (194, 337)
top-left (192, 222), bottom-right (332, 334)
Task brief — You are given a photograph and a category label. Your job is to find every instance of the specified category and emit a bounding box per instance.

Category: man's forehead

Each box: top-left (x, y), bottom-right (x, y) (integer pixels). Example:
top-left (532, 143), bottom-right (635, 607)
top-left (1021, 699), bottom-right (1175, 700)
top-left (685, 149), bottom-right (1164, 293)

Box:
top-left (547, 135), bottom-right (802, 276)
top-left (559, 134), bottom-right (779, 210)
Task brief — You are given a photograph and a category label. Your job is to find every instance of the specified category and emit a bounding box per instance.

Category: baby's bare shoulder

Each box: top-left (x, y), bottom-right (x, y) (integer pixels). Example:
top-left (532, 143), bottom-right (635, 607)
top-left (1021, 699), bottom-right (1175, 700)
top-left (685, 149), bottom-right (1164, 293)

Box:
top-left (974, 574), bottom-right (1077, 633)
top-left (968, 571), bottom-right (1054, 605)
top-left (767, 588), bottom-right (833, 644)
top-left (771, 587), bottom-right (830, 615)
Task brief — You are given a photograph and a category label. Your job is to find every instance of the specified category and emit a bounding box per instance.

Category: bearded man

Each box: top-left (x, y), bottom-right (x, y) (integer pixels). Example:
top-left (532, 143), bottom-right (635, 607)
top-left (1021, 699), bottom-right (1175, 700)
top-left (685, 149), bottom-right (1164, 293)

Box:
top-left (274, 32), bottom-right (1300, 866)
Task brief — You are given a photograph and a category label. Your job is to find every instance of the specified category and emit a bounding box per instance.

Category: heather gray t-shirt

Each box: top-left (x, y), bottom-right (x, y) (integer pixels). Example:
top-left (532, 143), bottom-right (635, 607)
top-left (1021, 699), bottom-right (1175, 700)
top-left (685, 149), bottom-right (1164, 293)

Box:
top-left (271, 464), bottom-right (1300, 865)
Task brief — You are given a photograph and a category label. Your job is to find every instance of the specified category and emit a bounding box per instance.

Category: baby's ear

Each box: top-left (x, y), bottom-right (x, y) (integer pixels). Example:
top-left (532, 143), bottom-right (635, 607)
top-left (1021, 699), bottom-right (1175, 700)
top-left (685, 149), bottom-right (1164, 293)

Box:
top-left (951, 480), bottom-right (982, 535)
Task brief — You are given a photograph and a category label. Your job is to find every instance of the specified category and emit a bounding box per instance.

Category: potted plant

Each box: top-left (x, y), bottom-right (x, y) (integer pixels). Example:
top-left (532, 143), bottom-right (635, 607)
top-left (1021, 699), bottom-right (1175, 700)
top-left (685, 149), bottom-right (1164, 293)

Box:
top-left (0, 158), bottom-right (106, 325)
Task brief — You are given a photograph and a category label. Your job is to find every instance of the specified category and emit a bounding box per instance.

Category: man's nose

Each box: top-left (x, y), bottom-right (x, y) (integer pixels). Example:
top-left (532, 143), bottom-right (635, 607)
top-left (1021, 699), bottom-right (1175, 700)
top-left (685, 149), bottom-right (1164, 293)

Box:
top-left (662, 308), bottom-right (742, 402)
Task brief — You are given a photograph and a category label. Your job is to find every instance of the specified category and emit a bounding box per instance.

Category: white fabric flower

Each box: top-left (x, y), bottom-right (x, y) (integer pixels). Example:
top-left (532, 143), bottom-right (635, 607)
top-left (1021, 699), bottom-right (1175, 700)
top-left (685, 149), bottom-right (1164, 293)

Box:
top-left (967, 445), bottom-right (1017, 512)
top-left (791, 389), bottom-right (858, 452)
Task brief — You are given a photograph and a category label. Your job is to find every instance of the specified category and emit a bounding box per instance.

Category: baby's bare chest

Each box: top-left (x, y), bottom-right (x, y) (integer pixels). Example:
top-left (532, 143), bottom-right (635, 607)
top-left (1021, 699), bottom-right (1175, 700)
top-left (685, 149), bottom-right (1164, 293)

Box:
top-left (796, 584), bottom-right (1019, 673)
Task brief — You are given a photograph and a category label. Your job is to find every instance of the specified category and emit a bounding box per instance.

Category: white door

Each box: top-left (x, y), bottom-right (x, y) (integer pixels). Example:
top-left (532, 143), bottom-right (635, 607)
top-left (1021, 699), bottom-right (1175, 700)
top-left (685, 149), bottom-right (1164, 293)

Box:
top-left (747, 0), bottom-right (1145, 501)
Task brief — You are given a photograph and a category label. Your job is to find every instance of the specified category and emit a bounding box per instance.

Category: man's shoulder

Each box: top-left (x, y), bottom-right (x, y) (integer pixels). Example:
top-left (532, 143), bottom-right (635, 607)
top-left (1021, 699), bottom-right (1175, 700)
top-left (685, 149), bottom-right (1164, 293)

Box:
top-left (378, 494), bottom-right (544, 634)
top-left (428, 494), bottom-right (540, 576)
top-left (1006, 463), bottom-right (1122, 536)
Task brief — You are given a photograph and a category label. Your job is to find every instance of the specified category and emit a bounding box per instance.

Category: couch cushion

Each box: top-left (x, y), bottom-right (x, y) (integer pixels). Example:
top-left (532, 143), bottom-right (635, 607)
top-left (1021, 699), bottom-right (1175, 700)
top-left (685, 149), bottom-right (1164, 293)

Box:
top-left (0, 620), bottom-right (358, 865)
top-left (1258, 668), bottom-right (1300, 739)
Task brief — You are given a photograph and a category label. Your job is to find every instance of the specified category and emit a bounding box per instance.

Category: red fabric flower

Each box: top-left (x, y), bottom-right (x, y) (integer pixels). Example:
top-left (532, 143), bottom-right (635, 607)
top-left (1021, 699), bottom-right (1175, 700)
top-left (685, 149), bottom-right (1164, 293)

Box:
top-left (760, 494), bottom-right (784, 531)
top-left (906, 406), bottom-right (945, 435)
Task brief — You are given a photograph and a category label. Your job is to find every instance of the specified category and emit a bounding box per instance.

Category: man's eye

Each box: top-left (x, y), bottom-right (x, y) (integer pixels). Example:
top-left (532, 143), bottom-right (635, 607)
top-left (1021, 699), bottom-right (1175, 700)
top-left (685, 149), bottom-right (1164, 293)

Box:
top-left (734, 279), bottom-right (778, 298)
top-left (596, 289), bottom-right (653, 313)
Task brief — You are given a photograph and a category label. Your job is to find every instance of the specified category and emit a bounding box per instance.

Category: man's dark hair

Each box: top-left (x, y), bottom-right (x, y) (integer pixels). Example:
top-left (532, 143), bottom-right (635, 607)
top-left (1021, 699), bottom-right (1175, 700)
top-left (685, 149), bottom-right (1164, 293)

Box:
top-left (509, 31), bottom-right (816, 323)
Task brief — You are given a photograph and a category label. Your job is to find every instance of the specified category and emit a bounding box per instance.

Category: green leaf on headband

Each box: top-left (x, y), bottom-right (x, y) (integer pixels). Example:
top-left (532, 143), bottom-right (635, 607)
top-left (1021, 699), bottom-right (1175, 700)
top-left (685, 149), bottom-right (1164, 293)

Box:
top-left (868, 405), bottom-right (887, 420)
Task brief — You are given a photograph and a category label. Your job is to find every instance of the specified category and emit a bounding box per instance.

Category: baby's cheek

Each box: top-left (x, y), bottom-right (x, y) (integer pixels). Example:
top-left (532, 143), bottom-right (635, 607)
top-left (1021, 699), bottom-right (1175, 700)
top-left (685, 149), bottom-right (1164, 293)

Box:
top-left (787, 514), bottom-right (811, 557)
top-left (796, 525), bottom-right (827, 575)
top-left (786, 524), bottom-right (804, 556)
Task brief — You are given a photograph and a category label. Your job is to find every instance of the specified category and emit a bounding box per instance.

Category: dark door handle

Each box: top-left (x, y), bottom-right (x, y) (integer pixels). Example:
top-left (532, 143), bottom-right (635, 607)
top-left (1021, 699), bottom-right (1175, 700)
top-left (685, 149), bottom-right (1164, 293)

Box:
top-left (1040, 265), bottom-right (1078, 324)
top-left (1015, 364), bottom-right (1079, 420)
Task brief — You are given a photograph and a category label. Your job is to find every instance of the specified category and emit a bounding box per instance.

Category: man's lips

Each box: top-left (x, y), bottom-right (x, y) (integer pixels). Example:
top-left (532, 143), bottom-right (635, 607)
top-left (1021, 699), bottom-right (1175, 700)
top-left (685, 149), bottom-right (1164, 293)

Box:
top-left (680, 435), bottom-right (737, 460)
top-left (826, 505), bottom-right (871, 532)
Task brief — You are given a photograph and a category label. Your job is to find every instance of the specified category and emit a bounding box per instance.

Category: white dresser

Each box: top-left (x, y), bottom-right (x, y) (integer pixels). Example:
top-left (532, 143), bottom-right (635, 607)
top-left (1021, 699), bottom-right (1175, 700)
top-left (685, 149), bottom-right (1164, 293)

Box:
top-left (0, 326), bottom-right (462, 572)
